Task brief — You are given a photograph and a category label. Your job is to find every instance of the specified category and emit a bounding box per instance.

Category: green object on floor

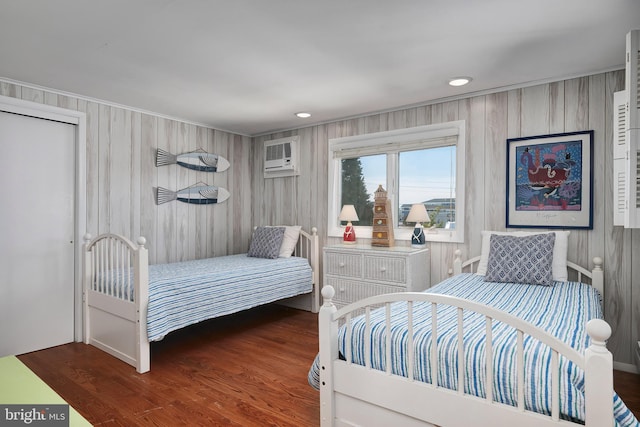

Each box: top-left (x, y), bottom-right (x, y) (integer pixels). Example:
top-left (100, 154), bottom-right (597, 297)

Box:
top-left (0, 355), bottom-right (92, 426)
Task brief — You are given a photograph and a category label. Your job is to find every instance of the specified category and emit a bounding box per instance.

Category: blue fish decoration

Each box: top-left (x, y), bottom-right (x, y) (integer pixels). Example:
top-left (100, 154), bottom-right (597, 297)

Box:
top-left (156, 148), bottom-right (230, 173)
top-left (156, 185), bottom-right (230, 205)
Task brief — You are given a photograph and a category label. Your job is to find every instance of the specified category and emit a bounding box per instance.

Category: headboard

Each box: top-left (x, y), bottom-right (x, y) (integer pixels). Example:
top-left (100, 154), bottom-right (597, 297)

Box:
top-left (450, 249), bottom-right (604, 296)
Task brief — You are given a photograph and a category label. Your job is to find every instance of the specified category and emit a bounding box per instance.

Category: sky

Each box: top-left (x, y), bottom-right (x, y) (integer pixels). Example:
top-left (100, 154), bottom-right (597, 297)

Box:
top-left (359, 146), bottom-right (456, 205)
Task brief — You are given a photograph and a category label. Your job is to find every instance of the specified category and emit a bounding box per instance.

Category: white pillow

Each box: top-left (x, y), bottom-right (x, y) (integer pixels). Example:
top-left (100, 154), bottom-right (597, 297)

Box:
top-left (476, 230), bottom-right (569, 281)
top-left (274, 225), bottom-right (301, 258)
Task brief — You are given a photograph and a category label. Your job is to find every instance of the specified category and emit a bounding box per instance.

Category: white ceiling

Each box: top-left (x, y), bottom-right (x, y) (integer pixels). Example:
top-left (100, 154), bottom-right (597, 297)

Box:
top-left (1, 1), bottom-right (639, 136)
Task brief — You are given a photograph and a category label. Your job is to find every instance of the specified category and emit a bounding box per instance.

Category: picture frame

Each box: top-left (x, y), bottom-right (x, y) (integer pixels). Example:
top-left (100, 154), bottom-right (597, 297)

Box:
top-left (506, 130), bottom-right (593, 229)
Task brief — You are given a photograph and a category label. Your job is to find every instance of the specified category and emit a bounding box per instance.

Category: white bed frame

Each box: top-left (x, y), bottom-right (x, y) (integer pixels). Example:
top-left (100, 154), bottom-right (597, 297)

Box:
top-left (318, 250), bottom-right (614, 426)
top-left (82, 227), bottom-right (319, 374)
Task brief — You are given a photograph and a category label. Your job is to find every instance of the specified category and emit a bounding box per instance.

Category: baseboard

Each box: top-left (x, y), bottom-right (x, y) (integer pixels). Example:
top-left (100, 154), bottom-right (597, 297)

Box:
top-left (613, 361), bottom-right (639, 374)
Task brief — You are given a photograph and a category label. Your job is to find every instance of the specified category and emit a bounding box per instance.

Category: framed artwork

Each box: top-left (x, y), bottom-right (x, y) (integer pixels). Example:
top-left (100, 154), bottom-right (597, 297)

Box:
top-left (506, 130), bottom-right (593, 229)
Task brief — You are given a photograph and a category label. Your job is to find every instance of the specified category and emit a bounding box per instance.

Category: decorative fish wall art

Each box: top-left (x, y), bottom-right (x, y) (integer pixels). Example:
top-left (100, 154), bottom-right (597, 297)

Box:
top-left (156, 184), bottom-right (230, 205)
top-left (156, 148), bottom-right (230, 173)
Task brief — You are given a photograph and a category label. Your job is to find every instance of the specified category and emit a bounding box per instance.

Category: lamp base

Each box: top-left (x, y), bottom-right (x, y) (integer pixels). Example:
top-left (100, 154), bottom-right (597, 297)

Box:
top-left (411, 224), bottom-right (426, 248)
top-left (343, 224), bottom-right (356, 244)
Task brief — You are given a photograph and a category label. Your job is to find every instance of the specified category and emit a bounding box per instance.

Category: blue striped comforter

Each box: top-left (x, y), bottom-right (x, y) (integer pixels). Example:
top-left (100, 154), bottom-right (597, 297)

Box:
top-left (309, 274), bottom-right (639, 426)
top-left (147, 254), bottom-right (312, 341)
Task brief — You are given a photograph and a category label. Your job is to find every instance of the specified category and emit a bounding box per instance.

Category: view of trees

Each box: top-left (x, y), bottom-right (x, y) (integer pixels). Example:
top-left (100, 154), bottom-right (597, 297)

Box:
top-left (341, 158), bottom-right (374, 225)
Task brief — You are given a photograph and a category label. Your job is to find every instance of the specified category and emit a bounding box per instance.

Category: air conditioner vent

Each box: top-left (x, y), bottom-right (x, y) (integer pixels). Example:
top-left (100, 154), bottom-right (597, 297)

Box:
top-left (614, 91), bottom-right (627, 160)
top-left (636, 50), bottom-right (640, 108)
top-left (618, 171), bottom-right (626, 212)
top-left (614, 157), bottom-right (626, 226)
top-left (636, 150), bottom-right (640, 208)
top-left (263, 136), bottom-right (300, 178)
top-left (627, 30), bottom-right (640, 131)
top-left (617, 103), bottom-right (627, 146)
top-left (266, 143), bottom-right (285, 163)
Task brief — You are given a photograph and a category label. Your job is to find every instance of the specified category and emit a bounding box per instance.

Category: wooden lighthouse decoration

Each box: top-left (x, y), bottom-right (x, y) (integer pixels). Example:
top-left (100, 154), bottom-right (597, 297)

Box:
top-left (371, 185), bottom-right (394, 247)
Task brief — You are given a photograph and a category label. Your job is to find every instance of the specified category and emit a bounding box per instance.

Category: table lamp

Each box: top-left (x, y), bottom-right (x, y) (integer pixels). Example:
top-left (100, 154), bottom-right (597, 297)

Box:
top-left (339, 204), bottom-right (359, 244)
top-left (406, 203), bottom-right (430, 248)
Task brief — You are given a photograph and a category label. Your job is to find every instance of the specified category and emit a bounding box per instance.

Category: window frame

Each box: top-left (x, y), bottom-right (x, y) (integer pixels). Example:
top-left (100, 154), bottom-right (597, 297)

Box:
top-left (327, 120), bottom-right (466, 243)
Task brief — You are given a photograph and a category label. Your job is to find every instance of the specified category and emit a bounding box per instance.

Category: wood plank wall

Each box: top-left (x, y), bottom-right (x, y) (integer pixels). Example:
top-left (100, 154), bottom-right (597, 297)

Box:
top-left (0, 81), bottom-right (253, 266)
top-left (252, 70), bottom-right (639, 368)
top-left (2, 70), bottom-right (637, 368)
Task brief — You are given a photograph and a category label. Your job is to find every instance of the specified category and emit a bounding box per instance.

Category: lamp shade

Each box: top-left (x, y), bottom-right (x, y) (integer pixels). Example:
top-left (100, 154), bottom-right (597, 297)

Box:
top-left (405, 203), bottom-right (429, 223)
top-left (339, 205), bottom-right (359, 222)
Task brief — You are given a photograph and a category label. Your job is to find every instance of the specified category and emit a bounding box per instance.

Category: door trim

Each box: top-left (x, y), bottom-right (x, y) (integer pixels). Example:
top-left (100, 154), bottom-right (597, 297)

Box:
top-left (0, 95), bottom-right (86, 342)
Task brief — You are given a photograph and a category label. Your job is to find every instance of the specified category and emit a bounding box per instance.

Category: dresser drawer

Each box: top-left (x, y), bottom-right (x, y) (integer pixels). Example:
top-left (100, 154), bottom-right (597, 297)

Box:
top-left (325, 251), bottom-right (362, 278)
top-left (325, 277), bottom-right (403, 303)
top-left (363, 255), bottom-right (406, 284)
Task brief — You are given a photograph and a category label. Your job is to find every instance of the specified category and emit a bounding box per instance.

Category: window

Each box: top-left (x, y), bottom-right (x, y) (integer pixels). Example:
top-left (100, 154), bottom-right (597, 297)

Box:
top-left (340, 155), bottom-right (385, 226)
top-left (328, 121), bottom-right (465, 243)
top-left (398, 146), bottom-right (456, 228)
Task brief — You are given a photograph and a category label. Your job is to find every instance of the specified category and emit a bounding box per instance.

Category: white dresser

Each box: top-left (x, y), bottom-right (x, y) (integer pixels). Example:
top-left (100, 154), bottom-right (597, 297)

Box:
top-left (323, 244), bottom-right (430, 308)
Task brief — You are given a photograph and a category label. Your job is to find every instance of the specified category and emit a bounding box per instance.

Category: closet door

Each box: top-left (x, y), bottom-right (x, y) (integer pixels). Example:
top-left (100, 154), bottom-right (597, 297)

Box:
top-left (0, 111), bottom-right (75, 356)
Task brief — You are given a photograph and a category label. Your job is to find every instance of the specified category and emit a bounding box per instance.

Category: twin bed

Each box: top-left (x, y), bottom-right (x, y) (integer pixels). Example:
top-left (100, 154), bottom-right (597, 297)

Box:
top-left (311, 231), bottom-right (640, 427)
top-left (82, 226), bottom-right (319, 374)
top-left (83, 225), bottom-right (638, 426)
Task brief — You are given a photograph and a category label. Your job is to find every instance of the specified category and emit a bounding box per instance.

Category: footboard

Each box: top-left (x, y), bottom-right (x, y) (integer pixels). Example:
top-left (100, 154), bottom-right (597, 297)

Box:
top-left (82, 234), bottom-right (149, 373)
top-left (318, 287), bottom-right (614, 427)
top-left (295, 227), bottom-right (320, 312)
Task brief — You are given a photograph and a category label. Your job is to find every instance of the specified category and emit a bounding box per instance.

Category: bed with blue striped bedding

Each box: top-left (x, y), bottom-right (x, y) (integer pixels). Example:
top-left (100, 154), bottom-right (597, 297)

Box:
top-left (308, 273), bottom-right (639, 426)
top-left (146, 254), bottom-right (312, 341)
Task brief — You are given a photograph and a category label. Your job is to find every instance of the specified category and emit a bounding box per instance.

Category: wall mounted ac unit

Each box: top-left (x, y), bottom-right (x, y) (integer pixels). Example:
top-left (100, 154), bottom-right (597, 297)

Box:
top-left (263, 136), bottom-right (300, 178)
top-left (613, 90), bottom-right (628, 226)
top-left (614, 30), bottom-right (640, 228)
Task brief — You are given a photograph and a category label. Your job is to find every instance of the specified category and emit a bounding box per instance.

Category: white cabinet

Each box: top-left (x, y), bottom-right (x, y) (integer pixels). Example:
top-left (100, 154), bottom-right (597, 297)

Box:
top-left (323, 245), bottom-right (430, 308)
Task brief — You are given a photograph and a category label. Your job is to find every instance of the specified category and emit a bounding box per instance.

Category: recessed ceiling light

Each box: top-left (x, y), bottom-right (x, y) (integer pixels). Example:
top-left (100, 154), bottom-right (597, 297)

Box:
top-left (295, 112), bottom-right (311, 118)
top-left (448, 77), bottom-right (472, 87)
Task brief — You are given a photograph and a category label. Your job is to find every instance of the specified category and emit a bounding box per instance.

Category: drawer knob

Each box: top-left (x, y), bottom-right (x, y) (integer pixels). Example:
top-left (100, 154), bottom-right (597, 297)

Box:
top-left (339, 262), bottom-right (345, 268)
top-left (380, 266), bottom-right (386, 272)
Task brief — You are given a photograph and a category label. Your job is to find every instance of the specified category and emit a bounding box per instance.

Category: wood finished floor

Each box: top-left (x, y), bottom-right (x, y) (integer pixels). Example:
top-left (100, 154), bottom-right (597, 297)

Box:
top-left (18, 305), bottom-right (320, 426)
top-left (17, 305), bottom-right (640, 426)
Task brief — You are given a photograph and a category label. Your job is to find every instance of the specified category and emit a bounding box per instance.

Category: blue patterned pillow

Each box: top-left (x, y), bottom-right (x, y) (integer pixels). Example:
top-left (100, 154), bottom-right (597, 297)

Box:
top-left (248, 226), bottom-right (286, 259)
top-left (484, 233), bottom-right (556, 286)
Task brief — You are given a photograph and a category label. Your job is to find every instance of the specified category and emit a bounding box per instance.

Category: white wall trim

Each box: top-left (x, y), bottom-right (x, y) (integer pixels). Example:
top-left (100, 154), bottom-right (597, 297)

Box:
top-left (0, 94), bottom-right (87, 343)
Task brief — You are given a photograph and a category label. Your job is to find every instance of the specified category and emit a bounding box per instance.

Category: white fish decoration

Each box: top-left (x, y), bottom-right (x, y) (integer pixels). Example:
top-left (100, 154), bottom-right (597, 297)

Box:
top-left (156, 148), bottom-right (230, 173)
top-left (156, 184), bottom-right (230, 205)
